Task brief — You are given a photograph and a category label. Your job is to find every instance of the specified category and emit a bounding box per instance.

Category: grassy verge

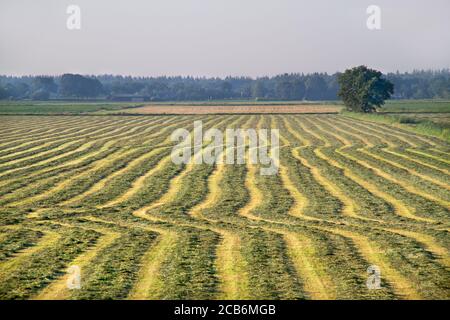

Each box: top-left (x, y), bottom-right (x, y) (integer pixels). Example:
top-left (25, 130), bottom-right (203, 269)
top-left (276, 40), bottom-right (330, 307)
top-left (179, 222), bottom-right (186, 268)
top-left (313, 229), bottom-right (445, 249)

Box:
top-left (381, 100), bottom-right (450, 113)
top-left (341, 111), bottom-right (450, 143)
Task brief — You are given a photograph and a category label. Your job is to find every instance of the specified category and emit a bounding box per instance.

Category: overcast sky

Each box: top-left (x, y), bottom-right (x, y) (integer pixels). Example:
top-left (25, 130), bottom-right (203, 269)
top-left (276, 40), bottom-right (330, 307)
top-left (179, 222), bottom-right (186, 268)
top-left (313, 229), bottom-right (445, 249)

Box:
top-left (1, 0), bottom-right (449, 77)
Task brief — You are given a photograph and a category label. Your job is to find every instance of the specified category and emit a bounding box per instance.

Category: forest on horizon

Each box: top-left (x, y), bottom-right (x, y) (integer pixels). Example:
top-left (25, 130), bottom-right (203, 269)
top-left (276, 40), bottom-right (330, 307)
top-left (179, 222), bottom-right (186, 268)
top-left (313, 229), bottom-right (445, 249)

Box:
top-left (1, 69), bottom-right (449, 102)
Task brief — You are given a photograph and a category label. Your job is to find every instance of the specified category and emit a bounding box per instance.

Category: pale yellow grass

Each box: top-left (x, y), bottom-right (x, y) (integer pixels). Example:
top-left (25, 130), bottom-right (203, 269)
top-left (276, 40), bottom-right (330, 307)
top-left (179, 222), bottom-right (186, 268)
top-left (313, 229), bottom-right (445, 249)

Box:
top-left (339, 147), bottom-right (450, 210)
top-left (188, 156), bottom-right (250, 299)
top-left (278, 163), bottom-right (311, 220)
top-left (385, 149), bottom-right (450, 176)
top-left (102, 156), bottom-right (173, 208)
top-left (122, 104), bottom-right (342, 115)
top-left (293, 147), bottom-right (361, 219)
top-left (319, 146), bottom-right (434, 223)
top-left (320, 226), bottom-right (422, 300)
top-left (128, 230), bottom-right (179, 300)
top-left (33, 231), bottom-right (120, 300)
top-left (214, 230), bottom-right (249, 300)
top-left (339, 118), bottom-right (420, 148)
top-left (63, 147), bottom-right (168, 206)
top-left (9, 148), bottom-right (135, 207)
top-left (384, 228), bottom-right (450, 269)
top-left (361, 148), bottom-right (450, 191)
top-left (407, 149), bottom-right (450, 165)
top-left (283, 233), bottom-right (337, 300)
top-left (0, 140), bottom-right (83, 173)
top-left (0, 231), bottom-right (61, 281)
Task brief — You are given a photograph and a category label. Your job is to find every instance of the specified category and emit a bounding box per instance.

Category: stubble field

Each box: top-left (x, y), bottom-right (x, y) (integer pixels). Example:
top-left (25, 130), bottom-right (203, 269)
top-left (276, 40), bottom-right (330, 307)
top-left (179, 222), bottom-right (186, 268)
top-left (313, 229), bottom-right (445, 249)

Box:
top-left (113, 104), bottom-right (342, 115)
top-left (0, 114), bottom-right (449, 300)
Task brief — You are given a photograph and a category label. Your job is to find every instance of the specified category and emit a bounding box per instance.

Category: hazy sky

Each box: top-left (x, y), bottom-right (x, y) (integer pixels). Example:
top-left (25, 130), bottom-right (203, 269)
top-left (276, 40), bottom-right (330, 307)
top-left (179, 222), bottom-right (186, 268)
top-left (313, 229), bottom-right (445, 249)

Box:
top-left (1, 0), bottom-right (449, 77)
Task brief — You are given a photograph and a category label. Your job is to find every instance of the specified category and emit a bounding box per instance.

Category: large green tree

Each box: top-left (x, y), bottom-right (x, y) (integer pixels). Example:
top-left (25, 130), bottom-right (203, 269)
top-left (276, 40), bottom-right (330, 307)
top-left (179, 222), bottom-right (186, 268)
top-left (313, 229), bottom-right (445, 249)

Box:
top-left (338, 66), bottom-right (394, 112)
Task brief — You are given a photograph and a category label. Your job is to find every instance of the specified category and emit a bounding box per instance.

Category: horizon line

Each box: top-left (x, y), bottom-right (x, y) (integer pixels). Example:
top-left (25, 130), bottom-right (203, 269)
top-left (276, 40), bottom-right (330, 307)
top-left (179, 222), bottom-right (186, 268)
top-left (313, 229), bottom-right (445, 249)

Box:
top-left (1, 67), bottom-right (450, 80)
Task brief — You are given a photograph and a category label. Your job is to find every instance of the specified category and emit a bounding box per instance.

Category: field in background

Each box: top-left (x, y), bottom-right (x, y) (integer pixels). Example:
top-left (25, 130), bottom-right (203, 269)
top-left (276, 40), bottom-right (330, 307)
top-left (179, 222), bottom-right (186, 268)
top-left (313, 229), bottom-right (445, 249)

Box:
top-left (380, 100), bottom-right (450, 113)
top-left (1, 99), bottom-right (449, 115)
top-left (0, 101), bottom-right (143, 115)
top-left (404, 113), bottom-right (450, 125)
top-left (116, 104), bottom-right (342, 114)
top-left (0, 114), bottom-right (449, 300)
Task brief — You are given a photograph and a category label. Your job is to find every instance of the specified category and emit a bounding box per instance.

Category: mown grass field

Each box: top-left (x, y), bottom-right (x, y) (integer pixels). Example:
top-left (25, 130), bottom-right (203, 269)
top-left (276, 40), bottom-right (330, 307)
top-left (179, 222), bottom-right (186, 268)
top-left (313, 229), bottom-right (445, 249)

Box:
top-left (380, 100), bottom-right (450, 113)
top-left (0, 101), bottom-right (143, 115)
top-left (0, 113), bottom-right (449, 300)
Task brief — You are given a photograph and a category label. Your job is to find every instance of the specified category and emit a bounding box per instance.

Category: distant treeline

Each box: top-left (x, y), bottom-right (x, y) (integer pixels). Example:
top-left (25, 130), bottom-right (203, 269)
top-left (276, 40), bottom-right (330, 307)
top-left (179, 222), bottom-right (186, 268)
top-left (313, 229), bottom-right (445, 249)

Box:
top-left (0, 70), bottom-right (449, 101)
